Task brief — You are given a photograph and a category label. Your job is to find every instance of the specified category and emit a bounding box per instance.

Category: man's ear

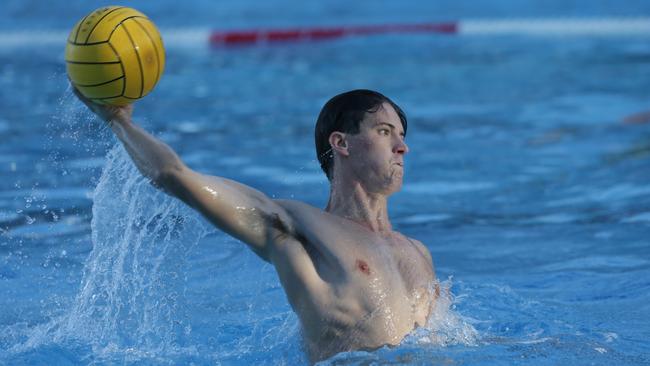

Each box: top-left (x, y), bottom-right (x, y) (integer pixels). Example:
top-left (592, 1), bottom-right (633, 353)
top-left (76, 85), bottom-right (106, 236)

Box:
top-left (329, 131), bottom-right (349, 157)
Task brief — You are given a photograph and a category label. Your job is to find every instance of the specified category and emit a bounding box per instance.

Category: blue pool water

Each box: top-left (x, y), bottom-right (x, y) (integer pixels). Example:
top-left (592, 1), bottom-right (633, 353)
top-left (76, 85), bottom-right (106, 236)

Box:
top-left (1, 1), bottom-right (650, 365)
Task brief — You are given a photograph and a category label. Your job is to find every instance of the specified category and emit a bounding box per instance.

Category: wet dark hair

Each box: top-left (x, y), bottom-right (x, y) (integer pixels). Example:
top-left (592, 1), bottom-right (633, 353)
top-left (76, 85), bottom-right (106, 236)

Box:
top-left (315, 89), bottom-right (407, 180)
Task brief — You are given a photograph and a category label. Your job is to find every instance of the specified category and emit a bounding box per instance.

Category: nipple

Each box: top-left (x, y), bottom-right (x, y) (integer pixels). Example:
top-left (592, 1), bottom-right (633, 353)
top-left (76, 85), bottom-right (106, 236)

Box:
top-left (356, 259), bottom-right (371, 275)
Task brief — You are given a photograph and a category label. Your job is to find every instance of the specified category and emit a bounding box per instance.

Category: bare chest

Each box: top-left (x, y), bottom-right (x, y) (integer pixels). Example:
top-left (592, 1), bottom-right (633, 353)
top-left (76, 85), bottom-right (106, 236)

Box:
top-left (275, 201), bottom-right (436, 350)
top-left (309, 233), bottom-right (434, 351)
top-left (346, 243), bottom-right (430, 297)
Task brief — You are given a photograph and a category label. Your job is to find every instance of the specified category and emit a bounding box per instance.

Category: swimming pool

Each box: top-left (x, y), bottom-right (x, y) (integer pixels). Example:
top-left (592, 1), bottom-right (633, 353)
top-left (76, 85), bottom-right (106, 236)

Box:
top-left (1, 1), bottom-right (649, 365)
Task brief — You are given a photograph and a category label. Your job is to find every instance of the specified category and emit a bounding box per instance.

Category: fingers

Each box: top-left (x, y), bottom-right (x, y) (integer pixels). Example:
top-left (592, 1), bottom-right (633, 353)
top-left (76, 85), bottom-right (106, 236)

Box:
top-left (71, 83), bottom-right (134, 124)
top-left (71, 85), bottom-right (86, 102)
top-left (71, 84), bottom-right (110, 121)
top-left (71, 85), bottom-right (96, 110)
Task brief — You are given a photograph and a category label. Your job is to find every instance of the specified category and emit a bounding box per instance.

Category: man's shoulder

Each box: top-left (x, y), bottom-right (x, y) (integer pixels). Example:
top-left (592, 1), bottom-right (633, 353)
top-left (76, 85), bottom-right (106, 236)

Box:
top-left (275, 198), bottom-right (314, 209)
top-left (392, 231), bottom-right (421, 244)
top-left (275, 199), bottom-right (326, 218)
top-left (394, 232), bottom-right (432, 262)
top-left (273, 199), bottom-right (335, 234)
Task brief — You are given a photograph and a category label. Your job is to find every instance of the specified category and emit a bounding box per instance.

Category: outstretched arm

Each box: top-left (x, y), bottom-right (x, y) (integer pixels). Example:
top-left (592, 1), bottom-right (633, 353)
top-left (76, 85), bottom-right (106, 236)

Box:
top-left (74, 89), bottom-right (292, 261)
top-left (73, 89), bottom-right (184, 185)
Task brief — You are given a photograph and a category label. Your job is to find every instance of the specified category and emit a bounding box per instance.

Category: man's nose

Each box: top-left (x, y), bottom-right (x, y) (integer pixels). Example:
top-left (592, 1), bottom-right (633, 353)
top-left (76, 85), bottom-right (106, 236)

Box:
top-left (394, 139), bottom-right (409, 154)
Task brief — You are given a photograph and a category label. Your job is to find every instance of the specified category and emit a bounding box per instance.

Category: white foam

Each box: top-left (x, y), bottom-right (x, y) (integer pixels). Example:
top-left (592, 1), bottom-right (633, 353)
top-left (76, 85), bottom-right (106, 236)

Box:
top-left (602, 332), bottom-right (619, 343)
top-left (402, 279), bottom-right (479, 347)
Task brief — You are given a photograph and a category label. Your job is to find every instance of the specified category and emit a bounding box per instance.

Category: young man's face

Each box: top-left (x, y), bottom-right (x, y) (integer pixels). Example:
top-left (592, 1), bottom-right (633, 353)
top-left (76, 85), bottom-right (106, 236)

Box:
top-left (346, 102), bottom-right (409, 195)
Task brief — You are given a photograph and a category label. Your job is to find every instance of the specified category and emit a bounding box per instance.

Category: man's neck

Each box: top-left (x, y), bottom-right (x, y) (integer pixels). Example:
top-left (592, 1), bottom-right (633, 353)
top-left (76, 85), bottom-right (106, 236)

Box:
top-left (325, 180), bottom-right (392, 234)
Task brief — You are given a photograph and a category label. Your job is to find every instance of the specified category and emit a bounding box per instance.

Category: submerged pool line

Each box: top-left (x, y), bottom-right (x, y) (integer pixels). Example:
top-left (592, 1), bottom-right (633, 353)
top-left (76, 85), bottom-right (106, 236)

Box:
top-left (1, 17), bottom-right (649, 48)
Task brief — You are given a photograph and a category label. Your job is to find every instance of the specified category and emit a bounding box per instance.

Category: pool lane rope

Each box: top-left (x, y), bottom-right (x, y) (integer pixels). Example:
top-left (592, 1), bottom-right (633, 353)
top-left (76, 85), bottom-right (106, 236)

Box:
top-left (2, 17), bottom-right (649, 48)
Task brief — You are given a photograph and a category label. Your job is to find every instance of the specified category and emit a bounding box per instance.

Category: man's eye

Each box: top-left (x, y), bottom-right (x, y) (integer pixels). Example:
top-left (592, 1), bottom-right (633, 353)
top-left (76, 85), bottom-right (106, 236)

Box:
top-left (379, 129), bottom-right (390, 135)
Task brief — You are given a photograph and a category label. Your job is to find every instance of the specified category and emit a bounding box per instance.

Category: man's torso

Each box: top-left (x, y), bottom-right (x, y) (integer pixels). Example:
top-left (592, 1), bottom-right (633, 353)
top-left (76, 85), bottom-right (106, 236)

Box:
top-left (271, 200), bottom-right (436, 361)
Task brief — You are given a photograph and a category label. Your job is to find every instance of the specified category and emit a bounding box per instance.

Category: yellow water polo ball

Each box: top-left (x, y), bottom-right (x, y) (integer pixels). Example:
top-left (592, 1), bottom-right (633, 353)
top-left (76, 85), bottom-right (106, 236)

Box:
top-left (65, 6), bottom-right (165, 106)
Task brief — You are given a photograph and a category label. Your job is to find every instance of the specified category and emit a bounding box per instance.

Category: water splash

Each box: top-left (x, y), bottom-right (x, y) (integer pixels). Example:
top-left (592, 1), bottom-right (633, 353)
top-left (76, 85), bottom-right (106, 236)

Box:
top-left (9, 136), bottom-right (477, 364)
top-left (317, 278), bottom-right (479, 365)
top-left (402, 278), bottom-right (479, 347)
top-left (19, 145), bottom-right (210, 360)
top-left (46, 84), bottom-right (113, 178)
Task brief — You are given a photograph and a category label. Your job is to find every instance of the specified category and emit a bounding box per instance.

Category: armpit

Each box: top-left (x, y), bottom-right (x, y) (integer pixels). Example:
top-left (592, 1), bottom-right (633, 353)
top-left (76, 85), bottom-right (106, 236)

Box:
top-left (265, 212), bottom-right (292, 239)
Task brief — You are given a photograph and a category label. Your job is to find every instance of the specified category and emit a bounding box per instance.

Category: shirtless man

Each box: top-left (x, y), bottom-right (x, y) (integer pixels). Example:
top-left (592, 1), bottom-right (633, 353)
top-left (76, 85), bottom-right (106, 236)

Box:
top-left (74, 88), bottom-right (437, 362)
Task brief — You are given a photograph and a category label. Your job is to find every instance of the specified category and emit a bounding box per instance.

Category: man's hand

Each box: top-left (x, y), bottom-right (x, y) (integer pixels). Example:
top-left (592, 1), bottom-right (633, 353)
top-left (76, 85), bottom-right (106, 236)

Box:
top-left (72, 86), bottom-right (133, 125)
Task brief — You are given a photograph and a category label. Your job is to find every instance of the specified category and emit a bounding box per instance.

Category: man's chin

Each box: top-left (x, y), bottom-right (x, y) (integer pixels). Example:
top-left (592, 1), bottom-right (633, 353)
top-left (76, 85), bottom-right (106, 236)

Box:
top-left (385, 179), bottom-right (403, 195)
top-left (392, 183), bottom-right (403, 194)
